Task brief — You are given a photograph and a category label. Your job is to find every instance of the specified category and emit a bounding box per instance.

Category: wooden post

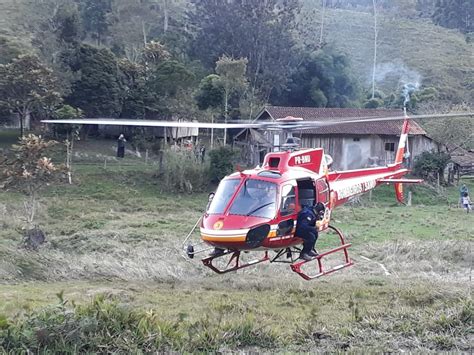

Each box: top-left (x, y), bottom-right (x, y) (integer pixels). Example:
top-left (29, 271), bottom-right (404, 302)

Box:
top-left (407, 191), bottom-right (412, 206)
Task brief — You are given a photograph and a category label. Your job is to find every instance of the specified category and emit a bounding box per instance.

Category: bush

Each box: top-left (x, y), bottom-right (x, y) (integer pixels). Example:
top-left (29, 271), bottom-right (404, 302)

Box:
top-left (159, 150), bottom-right (209, 193)
top-left (413, 151), bottom-right (450, 184)
top-left (0, 295), bottom-right (280, 352)
top-left (209, 146), bottom-right (239, 183)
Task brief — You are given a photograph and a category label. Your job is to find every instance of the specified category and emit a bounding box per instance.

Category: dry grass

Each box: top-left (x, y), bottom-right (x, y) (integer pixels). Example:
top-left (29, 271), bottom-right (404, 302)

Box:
top-left (0, 163), bottom-right (473, 351)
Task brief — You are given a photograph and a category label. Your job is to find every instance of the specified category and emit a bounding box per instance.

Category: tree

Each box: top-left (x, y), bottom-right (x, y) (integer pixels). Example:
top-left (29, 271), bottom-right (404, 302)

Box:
top-left (195, 74), bottom-right (224, 111)
top-left (79, 0), bottom-right (113, 46)
top-left (432, 0), bottom-right (473, 34)
top-left (53, 105), bottom-right (83, 184)
top-left (413, 151), bottom-right (451, 185)
top-left (63, 44), bottom-right (122, 117)
top-left (118, 58), bottom-right (147, 119)
top-left (271, 49), bottom-right (360, 108)
top-left (215, 55), bottom-right (248, 145)
top-left (18, 0), bottom-right (82, 85)
top-left (384, 86), bottom-right (438, 111)
top-left (0, 55), bottom-right (61, 137)
top-left (209, 146), bottom-right (238, 183)
top-left (0, 135), bottom-right (66, 248)
top-left (145, 60), bottom-right (195, 117)
top-left (0, 36), bottom-right (24, 65)
top-left (189, 0), bottom-right (301, 101)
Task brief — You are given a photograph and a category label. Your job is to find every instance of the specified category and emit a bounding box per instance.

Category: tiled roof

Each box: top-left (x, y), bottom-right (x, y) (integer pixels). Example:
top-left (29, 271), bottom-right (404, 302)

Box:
top-left (260, 106), bottom-right (427, 135)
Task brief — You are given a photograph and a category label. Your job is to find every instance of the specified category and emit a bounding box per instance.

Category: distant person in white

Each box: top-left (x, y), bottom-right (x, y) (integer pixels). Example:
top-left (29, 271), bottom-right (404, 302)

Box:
top-left (461, 192), bottom-right (471, 213)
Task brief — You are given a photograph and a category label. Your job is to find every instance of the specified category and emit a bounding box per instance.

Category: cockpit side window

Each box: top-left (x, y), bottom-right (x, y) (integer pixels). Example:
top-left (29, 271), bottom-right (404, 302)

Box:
top-left (280, 185), bottom-right (296, 216)
top-left (207, 179), bottom-right (240, 214)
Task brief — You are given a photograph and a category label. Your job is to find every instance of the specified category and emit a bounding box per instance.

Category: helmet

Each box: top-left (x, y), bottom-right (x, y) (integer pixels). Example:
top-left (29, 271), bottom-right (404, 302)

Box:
top-left (313, 202), bottom-right (325, 214)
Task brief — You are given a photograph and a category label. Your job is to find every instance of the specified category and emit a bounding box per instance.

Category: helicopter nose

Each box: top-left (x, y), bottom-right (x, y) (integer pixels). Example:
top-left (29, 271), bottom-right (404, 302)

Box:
top-left (245, 224), bottom-right (271, 248)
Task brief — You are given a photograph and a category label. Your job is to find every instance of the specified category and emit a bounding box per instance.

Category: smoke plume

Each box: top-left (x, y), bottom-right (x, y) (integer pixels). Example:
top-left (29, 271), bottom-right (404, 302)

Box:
top-left (373, 62), bottom-right (422, 107)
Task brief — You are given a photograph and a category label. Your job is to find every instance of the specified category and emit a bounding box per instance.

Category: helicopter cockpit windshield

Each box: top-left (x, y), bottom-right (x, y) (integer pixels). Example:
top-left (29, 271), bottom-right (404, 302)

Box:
top-left (207, 178), bottom-right (277, 219)
top-left (229, 179), bottom-right (277, 219)
top-left (207, 179), bottom-right (241, 214)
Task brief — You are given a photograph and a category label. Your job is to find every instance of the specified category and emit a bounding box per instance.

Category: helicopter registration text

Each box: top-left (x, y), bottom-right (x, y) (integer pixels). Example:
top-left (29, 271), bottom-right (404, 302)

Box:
top-left (334, 180), bottom-right (376, 200)
top-left (294, 155), bottom-right (311, 165)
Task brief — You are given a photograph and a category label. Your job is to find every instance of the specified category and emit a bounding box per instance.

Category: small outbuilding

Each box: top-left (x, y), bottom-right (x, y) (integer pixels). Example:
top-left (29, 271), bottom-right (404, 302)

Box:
top-left (446, 144), bottom-right (474, 181)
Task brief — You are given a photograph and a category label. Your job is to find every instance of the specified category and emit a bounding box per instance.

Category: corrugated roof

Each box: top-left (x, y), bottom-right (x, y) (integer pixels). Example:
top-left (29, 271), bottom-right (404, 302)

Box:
top-left (451, 154), bottom-right (474, 167)
top-left (447, 144), bottom-right (474, 167)
top-left (261, 106), bottom-right (427, 135)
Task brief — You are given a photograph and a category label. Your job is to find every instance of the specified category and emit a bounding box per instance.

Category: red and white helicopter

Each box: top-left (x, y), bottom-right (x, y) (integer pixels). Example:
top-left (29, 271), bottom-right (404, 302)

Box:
top-left (42, 111), bottom-right (472, 280)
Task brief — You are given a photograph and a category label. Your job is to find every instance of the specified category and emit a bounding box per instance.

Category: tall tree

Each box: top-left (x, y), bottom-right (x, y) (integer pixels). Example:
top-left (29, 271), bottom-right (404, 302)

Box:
top-left (18, 0), bottom-right (82, 93)
top-left (0, 55), bottom-right (61, 136)
top-left (79, 0), bottom-right (112, 46)
top-left (215, 55), bottom-right (248, 145)
top-left (195, 74), bottom-right (224, 111)
top-left (63, 44), bottom-right (122, 117)
top-left (189, 0), bottom-right (301, 102)
top-left (271, 49), bottom-right (360, 108)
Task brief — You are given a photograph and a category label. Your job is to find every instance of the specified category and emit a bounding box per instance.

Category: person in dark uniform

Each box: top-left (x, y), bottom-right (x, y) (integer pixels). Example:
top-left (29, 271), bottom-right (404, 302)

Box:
top-left (117, 134), bottom-right (126, 158)
top-left (200, 145), bottom-right (206, 163)
top-left (295, 202), bottom-right (325, 261)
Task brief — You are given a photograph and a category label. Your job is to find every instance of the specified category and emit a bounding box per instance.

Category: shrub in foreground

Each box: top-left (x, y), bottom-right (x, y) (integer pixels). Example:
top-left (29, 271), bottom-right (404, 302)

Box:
top-left (0, 295), bottom-right (279, 353)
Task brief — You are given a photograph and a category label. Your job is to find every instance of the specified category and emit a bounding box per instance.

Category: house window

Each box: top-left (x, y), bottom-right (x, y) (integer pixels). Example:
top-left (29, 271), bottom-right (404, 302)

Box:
top-left (385, 142), bottom-right (395, 152)
top-left (353, 137), bottom-right (360, 142)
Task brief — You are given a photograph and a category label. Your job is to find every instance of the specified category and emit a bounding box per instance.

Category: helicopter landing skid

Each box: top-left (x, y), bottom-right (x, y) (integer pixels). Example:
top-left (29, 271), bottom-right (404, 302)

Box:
top-left (290, 225), bottom-right (354, 280)
top-left (202, 250), bottom-right (270, 274)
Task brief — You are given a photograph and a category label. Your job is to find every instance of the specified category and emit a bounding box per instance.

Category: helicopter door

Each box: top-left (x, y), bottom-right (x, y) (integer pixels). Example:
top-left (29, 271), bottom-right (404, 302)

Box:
top-left (277, 184), bottom-right (296, 236)
top-left (296, 179), bottom-right (316, 208)
top-left (316, 178), bottom-right (329, 206)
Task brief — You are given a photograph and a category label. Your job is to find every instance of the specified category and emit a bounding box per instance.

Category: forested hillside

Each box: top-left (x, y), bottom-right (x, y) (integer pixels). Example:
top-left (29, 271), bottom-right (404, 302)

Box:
top-left (314, 8), bottom-right (473, 103)
top-left (0, 0), bottom-right (472, 131)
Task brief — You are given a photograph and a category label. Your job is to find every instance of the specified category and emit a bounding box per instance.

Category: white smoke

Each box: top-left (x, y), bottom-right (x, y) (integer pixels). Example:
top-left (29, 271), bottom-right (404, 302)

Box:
top-left (373, 62), bottom-right (422, 106)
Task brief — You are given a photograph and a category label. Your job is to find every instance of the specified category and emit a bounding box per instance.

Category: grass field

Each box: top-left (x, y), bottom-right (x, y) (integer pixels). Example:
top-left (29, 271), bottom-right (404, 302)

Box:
top-left (0, 141), bottom-right (472, 351)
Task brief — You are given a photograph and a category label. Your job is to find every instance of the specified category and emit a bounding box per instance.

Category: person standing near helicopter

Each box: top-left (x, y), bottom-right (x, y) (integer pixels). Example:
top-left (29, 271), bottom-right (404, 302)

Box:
top-left (117, 134), bottom-right (126, 158)
top-left (295, 202), bottom-right (325, 261)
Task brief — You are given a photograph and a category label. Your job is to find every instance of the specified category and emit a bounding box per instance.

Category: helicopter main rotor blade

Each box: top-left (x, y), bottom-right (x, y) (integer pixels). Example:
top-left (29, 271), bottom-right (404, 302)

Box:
top-left (41, 112), bottom-right (473, 131)
top-left (41, 118), bottom-right (262, 129)
top-left (302, 112), bottom-right (474, 127)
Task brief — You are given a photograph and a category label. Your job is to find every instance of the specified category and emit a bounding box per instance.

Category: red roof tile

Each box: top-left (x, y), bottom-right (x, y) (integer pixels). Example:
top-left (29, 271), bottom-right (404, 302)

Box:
top-left (260, 106), bottom-right (427, 135)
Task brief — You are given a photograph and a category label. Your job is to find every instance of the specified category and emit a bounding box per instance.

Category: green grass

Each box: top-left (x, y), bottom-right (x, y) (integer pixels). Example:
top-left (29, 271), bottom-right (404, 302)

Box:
top-left (0, 279), bottom-right (471, 352)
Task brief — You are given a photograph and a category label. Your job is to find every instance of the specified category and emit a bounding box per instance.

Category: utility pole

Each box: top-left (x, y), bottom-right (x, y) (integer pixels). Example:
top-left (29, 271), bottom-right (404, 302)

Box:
top-left (371, 0), bottom-right (378, 99)
top-left (319, 0), bottom-right (326, 46)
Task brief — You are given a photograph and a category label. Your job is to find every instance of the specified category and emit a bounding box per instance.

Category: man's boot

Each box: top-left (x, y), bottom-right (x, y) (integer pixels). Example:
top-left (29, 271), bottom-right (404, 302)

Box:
top-left (308, 250), bottom-right (319, 257)
top-left (299, 252), bottom-right (312, 261)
